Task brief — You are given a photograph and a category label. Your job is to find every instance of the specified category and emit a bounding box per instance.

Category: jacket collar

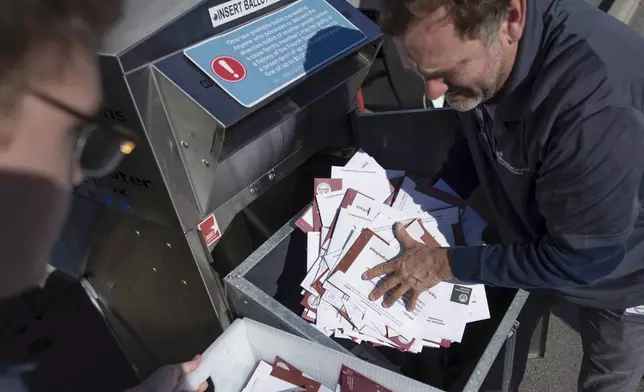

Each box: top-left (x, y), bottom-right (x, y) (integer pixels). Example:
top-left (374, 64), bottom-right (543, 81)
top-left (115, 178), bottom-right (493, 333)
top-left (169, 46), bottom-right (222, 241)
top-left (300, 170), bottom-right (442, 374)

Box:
top-left (486, 0), bottom-right (555, 122)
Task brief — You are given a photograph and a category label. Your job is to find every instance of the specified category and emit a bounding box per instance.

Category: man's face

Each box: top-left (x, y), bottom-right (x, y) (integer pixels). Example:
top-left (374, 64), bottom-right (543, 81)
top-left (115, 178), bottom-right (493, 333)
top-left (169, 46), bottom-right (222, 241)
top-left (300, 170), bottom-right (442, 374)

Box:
top-left (0, 48), bottom-right (102, 187)
top-left (0, 46), bottom-right (102, 297)
top-left (395, 9), bottom-right (506, 111)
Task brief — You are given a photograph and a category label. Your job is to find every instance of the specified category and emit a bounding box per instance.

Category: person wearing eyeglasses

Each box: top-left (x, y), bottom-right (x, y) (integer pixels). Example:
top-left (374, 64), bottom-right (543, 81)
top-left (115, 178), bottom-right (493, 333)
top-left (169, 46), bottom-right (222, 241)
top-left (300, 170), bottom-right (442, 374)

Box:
top-left (0, 1), bottom-right (206, 391)
top-left (361, 1), bottom-right (644, 391)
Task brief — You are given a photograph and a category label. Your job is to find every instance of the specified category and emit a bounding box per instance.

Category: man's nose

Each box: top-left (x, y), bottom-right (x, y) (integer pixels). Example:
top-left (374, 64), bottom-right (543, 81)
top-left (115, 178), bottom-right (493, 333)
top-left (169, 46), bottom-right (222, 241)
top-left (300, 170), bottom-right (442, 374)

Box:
top-left (425, 79), bottom-right (448, 100)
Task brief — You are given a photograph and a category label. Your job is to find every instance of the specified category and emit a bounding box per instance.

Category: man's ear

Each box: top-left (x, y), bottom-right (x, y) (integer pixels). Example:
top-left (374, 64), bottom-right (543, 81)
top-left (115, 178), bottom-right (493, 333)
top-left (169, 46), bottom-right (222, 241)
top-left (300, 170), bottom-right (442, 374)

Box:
top-left (505, 0), bottom-right (527, 44)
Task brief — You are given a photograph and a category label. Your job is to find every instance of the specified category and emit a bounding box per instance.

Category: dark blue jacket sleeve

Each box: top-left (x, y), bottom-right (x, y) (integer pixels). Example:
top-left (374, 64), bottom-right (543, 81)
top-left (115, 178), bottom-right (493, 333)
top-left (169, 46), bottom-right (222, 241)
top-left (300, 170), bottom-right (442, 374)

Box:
top-left (450, 239), bottom-right (626, 288)
top-left (436, 128), bottom-right (479, 200)
top-left (450, 105), bottom-right (644, 288)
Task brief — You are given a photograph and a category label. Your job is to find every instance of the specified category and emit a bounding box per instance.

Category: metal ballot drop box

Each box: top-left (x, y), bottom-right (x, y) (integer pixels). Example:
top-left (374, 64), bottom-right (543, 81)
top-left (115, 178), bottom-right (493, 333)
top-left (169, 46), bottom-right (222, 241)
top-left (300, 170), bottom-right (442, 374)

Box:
top-left (50, 0), bottom-right (529, 389)
top-left (226, 109), bottom-right (529, 391)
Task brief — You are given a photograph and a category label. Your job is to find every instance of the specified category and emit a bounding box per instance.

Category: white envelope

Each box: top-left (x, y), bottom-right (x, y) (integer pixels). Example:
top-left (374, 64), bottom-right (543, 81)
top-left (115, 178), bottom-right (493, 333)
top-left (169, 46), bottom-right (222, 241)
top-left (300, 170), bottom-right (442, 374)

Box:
top-left (342, 297), bottom-right (366, 329)
top-left (434, 178), bottom-right (459, 197)
top-left (327, 209), bottom-right (371, 253)
top-left (327, 235), bottom-right (433, 339)
top-left (301, 250), bottom-right (341, 296)
top-left (320, 227), bottom-right (330, 251)
top-left (307, 232), bottom-right (321, 272)
top-left (321, 284), bottom-right (347, 310)
top-left (331, 166), bottom-right (392, 203)
top-left (316, 189), bottom-right (347, 228)
top-left (357, 326), bottom-right (397, 348)
top-left (241, 361), bottom-right (301, 392)
top-left (409, 339), bottom-right (424, 353)
top-left (316, 301), bottom-right (346, 331)
top-left (424, 313), bottom-right (467, 343)
top-left (342, 329), bottom-right (397, 348)
top-left (337, 230), bottom-right (361, 263)
top-left (385, 208), bottom-right (458, 248)
top-left (345, 195), bottom-right (381, 223)
top-left (343, 151), bottom-right (404, 180)
top-left (466, 285), bottom-right (490, 323)
top-left (417, 207), bottom-right (460, 247)
top-left (393, 177), bottom-right (453, 213)
top-left (301, 257), bottom-right (325, 296)
top-left (344, 150), bottom-right (383, 171)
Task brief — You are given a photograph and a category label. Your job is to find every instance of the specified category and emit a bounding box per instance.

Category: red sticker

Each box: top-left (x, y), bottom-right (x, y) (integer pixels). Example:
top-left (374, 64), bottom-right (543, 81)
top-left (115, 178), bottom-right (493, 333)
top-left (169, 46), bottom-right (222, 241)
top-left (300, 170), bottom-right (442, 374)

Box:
top-left (198, 214), bottom-right (221, 246)
top-left (211, 56), bottom-right (247, 82)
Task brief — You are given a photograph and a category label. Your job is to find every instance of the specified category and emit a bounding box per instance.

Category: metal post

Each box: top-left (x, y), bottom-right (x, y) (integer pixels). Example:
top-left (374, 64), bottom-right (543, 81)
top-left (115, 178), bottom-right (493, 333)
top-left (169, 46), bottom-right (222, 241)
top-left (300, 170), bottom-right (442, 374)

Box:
top-left (528, 311), bottom-right (550, 359)
top-left (501, 321), bottom-right (520, 392)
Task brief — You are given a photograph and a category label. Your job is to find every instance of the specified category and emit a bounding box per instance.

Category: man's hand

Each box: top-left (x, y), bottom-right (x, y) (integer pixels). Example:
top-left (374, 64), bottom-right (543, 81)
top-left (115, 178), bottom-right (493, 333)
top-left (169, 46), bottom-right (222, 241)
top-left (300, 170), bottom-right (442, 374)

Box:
top-left (126, 355), bottom-right (208, 392)
top-left (362, 223), bottom-right (454, 311)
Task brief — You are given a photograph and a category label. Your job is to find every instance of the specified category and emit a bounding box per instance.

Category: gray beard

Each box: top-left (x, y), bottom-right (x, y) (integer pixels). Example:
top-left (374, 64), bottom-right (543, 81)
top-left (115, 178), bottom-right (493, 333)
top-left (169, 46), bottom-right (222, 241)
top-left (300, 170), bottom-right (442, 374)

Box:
top-left (445, 94), bottom-right (485, 112)
top-left (447, 40), bottom-right (503, 112)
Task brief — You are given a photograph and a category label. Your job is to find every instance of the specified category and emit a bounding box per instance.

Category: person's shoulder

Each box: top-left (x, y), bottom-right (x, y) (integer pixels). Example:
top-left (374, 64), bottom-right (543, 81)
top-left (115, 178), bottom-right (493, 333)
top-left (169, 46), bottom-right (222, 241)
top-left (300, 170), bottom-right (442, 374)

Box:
top-left (535, 35), bottom-right (644, 162)
top-left (538, 3), bottom-right (644, 118)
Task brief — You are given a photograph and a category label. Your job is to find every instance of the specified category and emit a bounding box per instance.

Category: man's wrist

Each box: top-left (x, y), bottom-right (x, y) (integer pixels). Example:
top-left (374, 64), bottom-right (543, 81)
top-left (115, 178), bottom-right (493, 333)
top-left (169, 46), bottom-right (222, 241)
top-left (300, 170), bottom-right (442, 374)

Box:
top-left (437, 247), bottom-right (455, 281)
top-left (448, 246), bottom-right (484, 283)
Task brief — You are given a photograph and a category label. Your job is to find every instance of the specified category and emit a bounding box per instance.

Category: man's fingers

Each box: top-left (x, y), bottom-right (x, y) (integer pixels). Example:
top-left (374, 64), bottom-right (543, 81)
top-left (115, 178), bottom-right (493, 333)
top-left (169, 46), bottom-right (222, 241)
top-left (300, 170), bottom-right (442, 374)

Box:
top-left (406, 291), bottom-right (420, 312)
top-left (362, 261), bottom-right (396, 280)
top-left (395, 223), bottom-right (419, 249)
top-left (181, 355), bottom-right (201, 375)
top-left (368, 275), bottom-right (401, 301)
top-left (383, 283), bottom-right (411, 308)
top-left (197, 381), bottom-right (208, 392)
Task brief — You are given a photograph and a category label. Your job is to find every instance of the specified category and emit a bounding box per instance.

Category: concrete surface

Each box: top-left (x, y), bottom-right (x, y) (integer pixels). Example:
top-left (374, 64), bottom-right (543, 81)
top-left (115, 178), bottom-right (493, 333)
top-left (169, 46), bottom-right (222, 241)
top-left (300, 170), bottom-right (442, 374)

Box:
top-left (520, 302), bottom-right (644, 392)
top-left (629, 1), bottom-right (644, 34)
top-left (519, 303), bottom-right (585, 392)
top-left (608, 0), bottom-right (641, 23)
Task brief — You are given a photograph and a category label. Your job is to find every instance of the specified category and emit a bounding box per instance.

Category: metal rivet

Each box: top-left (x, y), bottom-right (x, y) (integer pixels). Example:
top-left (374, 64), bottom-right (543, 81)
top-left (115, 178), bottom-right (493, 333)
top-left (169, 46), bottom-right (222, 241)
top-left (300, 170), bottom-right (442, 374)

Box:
top-left (202, 159), bottom-right (210, 168)
top-left (135, 230), bottom-right (141, 236)
top-left (152, 268), bottom-right (157, 272)
top-left (268, 172), bottom-right (276, 181)
top-left (165, 242), bottom-right (172, 249)
top-left (182, 280), bottom-right (188, 286)
top-left (250, 187), bottom-right (257, 195)
top-left (181, 141), bottom-right (189, 149)
top-left (244, 300), bottom-right (248, 305)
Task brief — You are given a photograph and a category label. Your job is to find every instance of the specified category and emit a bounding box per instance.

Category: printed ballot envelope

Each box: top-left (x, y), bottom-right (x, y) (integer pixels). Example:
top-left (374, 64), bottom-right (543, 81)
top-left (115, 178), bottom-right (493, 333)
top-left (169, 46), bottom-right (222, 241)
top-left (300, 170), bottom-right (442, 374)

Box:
top-left (293, 150), bottom-right (491, 352)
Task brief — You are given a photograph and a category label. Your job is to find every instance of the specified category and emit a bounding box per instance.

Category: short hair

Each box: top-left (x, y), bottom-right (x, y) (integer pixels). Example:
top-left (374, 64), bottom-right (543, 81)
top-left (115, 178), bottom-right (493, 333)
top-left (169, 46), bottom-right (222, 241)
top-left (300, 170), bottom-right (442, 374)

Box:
top-left (0, 0), bottom-right (123, 110)
top-left (380, 0), bottom-right (511, 41)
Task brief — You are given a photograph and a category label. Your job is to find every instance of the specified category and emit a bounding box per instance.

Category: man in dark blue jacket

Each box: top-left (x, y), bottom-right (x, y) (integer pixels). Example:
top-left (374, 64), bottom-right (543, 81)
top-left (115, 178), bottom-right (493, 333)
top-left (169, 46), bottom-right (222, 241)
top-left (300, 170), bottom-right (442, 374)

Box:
top-left (362, 0), bottom-right (644, 390)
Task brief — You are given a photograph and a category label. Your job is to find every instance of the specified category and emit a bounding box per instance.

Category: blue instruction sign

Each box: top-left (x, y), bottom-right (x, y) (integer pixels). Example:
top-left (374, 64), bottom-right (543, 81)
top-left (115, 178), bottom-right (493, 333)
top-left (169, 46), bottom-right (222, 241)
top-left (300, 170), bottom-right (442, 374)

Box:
top-left (184, 0), bottom-right (367, 107)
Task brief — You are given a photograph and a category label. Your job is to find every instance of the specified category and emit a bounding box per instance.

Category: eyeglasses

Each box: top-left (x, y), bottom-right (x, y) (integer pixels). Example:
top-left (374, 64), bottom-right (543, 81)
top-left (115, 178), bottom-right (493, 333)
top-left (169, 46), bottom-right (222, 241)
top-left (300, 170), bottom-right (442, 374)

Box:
top-left (29, 89), bottom-right (137, 179)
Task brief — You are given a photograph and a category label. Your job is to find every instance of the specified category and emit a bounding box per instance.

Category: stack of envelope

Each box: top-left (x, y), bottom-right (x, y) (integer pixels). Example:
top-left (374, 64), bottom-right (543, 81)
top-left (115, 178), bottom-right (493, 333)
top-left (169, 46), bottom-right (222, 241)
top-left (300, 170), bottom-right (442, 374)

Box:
top-left (295, 151), bottom-right (491, 353)
top-left (243, 356), bottom-right (390, 391)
